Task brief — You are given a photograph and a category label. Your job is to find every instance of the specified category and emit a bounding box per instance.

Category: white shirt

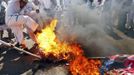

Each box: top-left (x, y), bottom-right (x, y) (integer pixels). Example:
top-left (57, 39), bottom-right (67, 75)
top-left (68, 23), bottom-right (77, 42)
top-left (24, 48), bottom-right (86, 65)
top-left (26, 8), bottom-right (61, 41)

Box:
top-left (6, 0), bottom-right (20, 16)
top-left (5, 0), bottom-right (21, 23)
top-left (5, 0), bottom-right (37, 23)
top-left (20, 2), bottom-right (37, 15)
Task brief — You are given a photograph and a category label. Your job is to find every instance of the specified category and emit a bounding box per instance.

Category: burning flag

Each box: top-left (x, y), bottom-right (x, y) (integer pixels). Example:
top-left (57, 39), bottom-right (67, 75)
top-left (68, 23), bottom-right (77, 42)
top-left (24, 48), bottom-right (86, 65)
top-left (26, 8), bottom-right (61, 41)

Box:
top-left (36, 19), bottom-right (101, 75)
top-left (70, 56), bottom-right (101, 75)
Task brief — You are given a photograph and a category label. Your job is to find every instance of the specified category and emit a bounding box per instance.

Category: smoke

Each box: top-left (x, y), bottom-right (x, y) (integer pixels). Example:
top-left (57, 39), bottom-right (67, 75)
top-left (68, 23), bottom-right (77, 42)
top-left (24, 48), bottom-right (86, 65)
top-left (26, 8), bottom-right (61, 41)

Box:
top-left (38, 0), bottom-right (134, 56)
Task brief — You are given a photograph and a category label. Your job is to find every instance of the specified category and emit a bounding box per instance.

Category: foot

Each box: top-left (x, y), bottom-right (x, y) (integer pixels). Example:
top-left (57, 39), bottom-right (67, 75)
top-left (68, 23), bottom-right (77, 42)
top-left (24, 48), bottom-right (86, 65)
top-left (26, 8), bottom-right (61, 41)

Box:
top-left (14, 42), bottom-right (20, 47)
top-left (21, 44), bottom-right (27, 48)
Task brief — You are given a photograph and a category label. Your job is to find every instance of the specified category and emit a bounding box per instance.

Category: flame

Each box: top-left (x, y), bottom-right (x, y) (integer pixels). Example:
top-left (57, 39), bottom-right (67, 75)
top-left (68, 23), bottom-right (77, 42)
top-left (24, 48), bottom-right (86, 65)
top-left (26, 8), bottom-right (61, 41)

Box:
top-left (36, 19), bottom-right (58, 53)
top-left (70, 56), bottom-right (101, 75)
top-left (36, 19), bottom-right (101, 75)
top-left (36, 19), bottom-right (83, 59)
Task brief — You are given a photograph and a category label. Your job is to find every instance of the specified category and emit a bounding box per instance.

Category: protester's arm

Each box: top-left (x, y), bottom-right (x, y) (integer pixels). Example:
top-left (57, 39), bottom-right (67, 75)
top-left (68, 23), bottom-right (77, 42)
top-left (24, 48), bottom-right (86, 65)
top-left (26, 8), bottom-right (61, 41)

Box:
top-left (1, 1), bottom-right (7, 9)
top-left (20, 2), bottom-right (39, 15)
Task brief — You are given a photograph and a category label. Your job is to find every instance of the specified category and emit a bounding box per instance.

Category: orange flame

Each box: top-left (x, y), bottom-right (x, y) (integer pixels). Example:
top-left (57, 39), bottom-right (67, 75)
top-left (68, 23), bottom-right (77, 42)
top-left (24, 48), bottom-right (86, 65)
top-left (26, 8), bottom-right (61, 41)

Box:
top-left (36, 19), bottom-right (101, 75)
top-left (70, 56), bottom-right (101, 75)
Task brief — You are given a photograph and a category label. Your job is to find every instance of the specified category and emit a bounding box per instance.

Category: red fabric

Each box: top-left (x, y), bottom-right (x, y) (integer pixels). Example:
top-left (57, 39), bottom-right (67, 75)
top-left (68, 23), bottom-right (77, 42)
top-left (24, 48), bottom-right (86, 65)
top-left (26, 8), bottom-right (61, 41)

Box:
top-left (109, 55), bottom-right (120, 60)
top-left (107, 55), bottom-right (134, 75)
top-left (124, 55), bottom-right (134, 68)
top-left (107, 68), bottom-right (134, 75)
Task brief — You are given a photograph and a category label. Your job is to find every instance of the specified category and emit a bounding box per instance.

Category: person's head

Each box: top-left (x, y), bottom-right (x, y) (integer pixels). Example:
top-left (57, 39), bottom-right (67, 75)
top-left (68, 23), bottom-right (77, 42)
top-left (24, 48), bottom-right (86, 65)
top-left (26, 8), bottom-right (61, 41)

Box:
top-left (98, 0), bottom-right (102, 5)
top-left (19, 0), bottom-right (28, 9)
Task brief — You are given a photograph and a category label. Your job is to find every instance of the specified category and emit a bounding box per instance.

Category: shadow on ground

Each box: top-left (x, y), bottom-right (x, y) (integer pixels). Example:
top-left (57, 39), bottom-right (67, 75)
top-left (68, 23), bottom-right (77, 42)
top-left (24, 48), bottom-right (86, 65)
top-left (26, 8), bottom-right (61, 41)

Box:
top-left (0, 46), bottom-right (36, 75)
top-left (0, 38), bottom-right (37, 75)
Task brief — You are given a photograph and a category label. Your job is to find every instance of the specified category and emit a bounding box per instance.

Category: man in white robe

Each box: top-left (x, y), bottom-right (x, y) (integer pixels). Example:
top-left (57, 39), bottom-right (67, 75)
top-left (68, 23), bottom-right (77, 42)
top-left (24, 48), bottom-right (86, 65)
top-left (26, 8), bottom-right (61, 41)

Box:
top-left (5, 0), bottom-right (40, 49)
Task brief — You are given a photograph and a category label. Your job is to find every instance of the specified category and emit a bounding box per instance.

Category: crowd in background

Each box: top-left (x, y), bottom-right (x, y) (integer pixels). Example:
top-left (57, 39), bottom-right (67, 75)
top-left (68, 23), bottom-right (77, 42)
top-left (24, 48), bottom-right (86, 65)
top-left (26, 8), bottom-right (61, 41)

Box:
top-left (0, 0), bottom-right (134, 39)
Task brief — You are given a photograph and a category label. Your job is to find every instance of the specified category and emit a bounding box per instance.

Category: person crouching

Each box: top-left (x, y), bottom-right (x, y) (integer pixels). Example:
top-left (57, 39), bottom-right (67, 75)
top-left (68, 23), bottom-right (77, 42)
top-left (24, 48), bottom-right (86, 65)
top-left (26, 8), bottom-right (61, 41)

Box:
top-left (5, 0), bottom-right (40, 50)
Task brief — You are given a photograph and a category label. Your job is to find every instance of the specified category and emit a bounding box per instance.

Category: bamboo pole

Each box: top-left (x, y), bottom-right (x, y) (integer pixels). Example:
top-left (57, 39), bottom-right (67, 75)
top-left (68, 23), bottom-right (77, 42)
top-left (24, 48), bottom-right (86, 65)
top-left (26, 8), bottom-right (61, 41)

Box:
top-left (0, 40), bottom-right (41, 59)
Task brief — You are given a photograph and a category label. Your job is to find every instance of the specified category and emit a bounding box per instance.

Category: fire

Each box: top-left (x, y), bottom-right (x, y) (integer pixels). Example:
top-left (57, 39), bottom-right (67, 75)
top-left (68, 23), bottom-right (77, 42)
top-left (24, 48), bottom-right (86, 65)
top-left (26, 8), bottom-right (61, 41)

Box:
top-left (36, 19), bottom-right (101, 75)
top-left (36, 19), bottom-right (83, 59)
top-left (36, 19), bottom-right (58, 53)
top-left (70, 56), bottom-right (101, 75)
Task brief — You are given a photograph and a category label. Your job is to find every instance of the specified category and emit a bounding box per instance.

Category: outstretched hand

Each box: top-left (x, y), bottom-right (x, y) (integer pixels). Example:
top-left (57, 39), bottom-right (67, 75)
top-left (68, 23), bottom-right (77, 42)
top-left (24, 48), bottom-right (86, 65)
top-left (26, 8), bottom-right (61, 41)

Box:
top-left (36, 9), bottom-right (40, 13)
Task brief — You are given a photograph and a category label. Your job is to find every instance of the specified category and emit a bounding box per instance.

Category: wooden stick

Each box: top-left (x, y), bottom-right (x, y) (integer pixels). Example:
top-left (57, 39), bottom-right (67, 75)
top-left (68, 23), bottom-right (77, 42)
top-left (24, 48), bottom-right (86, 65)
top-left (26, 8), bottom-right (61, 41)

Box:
top-left (88, 57), bottom-right (108, 60)
top-left (0, 40), bottom-right (41, 59)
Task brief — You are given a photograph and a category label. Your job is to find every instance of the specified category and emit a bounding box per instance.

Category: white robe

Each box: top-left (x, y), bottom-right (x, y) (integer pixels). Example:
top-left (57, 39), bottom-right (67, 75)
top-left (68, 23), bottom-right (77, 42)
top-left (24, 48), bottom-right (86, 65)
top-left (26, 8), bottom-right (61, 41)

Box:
top-left (6, 0), bottom-right (38, 45)
top-left (34, 0), bottom-right (61, 21)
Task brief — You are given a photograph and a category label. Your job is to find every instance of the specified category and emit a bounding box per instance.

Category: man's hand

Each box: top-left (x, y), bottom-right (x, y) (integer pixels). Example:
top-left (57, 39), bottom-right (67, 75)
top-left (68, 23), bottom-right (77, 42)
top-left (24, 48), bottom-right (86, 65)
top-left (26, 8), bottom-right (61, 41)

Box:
top-left (36, 9), bottom-right (39, 13)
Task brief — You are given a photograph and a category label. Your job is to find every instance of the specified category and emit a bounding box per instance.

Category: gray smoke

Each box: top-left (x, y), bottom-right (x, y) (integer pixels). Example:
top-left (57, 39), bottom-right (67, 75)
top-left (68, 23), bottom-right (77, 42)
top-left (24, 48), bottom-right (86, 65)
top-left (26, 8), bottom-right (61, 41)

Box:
top-left (38, 0), bottom-right (134, 56)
